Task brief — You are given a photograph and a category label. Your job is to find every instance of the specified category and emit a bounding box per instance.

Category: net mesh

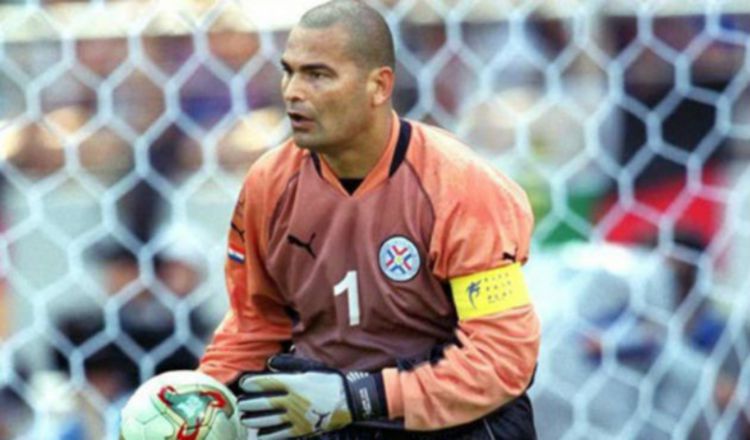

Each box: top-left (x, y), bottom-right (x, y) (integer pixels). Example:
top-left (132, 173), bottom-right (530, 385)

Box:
top-left (1, 1), bottom-right (749, 439)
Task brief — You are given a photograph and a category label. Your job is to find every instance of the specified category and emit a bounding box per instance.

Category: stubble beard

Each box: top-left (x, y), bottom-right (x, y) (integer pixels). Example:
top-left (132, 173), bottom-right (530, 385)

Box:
top-left (292, 131), bottom-right (322, 152)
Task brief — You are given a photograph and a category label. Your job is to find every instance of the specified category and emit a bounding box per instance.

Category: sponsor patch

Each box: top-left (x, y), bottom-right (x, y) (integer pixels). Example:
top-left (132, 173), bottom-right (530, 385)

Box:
top-left (228, 245), bottom-right (245, 263)
top-left (379, 236), bottom-right (420, 282)
top-left (450, 263), bottom-right (530, 320)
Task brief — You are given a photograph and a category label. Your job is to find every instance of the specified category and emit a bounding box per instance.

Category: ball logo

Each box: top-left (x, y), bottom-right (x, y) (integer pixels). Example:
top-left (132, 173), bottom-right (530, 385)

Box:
top-left (379, 236), bottom-right (420, 281)
top-left (157, 385), bottom-right (234, 440)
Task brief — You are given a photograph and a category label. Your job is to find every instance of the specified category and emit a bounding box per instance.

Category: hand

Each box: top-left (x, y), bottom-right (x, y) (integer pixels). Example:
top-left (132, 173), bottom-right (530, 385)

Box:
top-left (238, 355), bottom-right (386, 439)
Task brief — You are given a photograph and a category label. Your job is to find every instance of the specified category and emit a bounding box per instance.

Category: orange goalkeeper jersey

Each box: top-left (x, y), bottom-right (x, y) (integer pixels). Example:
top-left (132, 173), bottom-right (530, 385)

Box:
top-left (199, 113), bottom-right (540, 430)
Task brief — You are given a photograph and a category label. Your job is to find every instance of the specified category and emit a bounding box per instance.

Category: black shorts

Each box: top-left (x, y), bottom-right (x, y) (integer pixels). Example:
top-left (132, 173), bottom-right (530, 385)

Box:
top-left (313, 393), bottom-right (536, 440)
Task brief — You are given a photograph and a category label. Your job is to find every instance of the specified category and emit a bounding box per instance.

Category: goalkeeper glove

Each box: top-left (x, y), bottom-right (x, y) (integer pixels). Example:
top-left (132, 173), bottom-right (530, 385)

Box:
top-left (237, 355), bottom-right (387, 439)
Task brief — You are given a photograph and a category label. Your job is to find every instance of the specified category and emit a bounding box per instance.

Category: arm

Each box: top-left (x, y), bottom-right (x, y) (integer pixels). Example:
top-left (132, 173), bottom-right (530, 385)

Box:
top-left (383, 170), bottom-right (541, 430)
top-left (199, 182), bottom-right (293, 384)
top-left (383, 304), bottom-right (540, 429)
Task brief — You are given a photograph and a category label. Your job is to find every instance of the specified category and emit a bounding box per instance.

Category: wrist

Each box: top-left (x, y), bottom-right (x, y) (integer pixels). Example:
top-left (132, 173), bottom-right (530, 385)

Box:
top-left (344, 371), bottom-right (387, 421)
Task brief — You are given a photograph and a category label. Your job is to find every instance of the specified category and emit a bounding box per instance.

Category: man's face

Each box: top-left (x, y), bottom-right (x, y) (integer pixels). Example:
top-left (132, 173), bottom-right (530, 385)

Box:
top-left (280, 23), bottom-right (372, 153)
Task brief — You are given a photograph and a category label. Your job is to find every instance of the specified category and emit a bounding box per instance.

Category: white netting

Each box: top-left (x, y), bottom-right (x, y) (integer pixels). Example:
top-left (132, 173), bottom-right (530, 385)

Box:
top-left (1, 1), bottom-right (749, 439)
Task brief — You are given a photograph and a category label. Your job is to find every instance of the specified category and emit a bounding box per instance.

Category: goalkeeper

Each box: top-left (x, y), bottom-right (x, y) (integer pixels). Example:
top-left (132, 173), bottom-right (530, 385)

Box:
top-left (199, 0), bottom-right (540, 438)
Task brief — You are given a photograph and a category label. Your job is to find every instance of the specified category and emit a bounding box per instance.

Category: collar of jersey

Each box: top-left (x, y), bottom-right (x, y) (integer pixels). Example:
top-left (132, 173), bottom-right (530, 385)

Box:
top-left (310, 112), bottom-right (412, 197)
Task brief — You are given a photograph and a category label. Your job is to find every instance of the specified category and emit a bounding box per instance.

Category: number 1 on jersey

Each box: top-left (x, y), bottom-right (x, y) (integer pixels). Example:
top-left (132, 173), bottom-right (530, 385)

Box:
top-left (333, 270), bottom-right (360, 326)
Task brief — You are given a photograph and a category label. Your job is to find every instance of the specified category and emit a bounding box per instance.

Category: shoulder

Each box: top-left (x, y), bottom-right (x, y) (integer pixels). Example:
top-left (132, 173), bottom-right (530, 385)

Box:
top-left (241, 139), bottom-right (307, 204)
top-left (406, 121), bottom-right (534, 276)
top-left (405, 120), bottom-right (530, 215)
top-left (244, 139), bottom-right (305, 187)
top-left (234, 140), bottom-right (308, 253)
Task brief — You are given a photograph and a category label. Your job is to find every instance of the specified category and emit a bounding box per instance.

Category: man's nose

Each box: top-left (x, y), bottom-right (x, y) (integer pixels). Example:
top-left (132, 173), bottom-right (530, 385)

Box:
top-left (282, 75), bottom-right (305, 102)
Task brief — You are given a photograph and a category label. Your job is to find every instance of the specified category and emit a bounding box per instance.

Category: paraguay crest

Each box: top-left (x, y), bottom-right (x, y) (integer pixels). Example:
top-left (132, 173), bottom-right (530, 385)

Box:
top-left (156, 384), bottom-right (234, 440)
top-left (379, 235), bottom-right (421, 281)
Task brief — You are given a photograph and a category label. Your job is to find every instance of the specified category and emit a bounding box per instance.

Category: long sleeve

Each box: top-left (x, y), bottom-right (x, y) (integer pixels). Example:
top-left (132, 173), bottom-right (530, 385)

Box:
top-left (382, 156), bottom-right (540, 430)
top-left (199, 178), bottom-right (293, 384)
top-left (383, 305), bottom-right (540, 429)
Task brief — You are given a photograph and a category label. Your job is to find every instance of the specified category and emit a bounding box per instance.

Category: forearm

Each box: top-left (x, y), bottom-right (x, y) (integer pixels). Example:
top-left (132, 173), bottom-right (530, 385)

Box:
top-left (199, 312), bottom-right (292, 384)
top-left (382, 305), bottom-right (540, 430)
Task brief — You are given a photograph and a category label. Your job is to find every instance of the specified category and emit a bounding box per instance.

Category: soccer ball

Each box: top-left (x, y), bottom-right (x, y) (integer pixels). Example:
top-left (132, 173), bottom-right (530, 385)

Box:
top-left (120, 370), bottom-right (247, 440)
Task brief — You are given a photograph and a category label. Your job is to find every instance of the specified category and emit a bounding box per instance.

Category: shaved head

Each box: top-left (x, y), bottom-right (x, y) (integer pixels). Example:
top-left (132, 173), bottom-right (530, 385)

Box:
top-left (299, 0), bottom-right (395, 71)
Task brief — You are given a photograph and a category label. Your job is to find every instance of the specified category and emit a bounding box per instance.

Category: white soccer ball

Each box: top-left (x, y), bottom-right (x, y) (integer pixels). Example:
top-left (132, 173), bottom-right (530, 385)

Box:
top-left (120, 370), bottom-right (247, 440)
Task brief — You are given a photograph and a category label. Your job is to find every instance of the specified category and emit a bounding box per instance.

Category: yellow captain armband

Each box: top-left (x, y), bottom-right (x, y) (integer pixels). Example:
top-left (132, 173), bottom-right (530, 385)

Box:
top-left (450, 263), bottom-right (531, 320)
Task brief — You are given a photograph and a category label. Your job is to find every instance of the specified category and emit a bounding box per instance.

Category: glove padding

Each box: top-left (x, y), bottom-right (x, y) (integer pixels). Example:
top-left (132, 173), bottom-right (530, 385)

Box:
top-left (238, 355), bottom-right (387, 439)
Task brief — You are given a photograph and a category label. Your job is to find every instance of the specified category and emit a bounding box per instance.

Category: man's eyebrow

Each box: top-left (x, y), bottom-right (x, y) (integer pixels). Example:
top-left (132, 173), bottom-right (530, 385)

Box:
top-left (300, 63), bottom-right (333, 72)
top-left (280, 60), bottom-right (334, 73)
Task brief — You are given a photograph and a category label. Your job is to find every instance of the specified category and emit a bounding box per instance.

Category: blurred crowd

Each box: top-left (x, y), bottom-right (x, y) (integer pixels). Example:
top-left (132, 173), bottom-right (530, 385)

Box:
top-left (1, 4), bottom-right (749, 440)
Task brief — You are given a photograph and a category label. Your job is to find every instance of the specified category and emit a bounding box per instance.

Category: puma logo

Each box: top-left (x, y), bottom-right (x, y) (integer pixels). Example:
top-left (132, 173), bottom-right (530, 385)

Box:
top-left (503, 246), bottom-right (518, 262)
top-left (311, 409), bottom-right (329, 431)
top-left (231, 222), bottom-right (245, 241)
top-left (287, 233), bottom-right (317, 259)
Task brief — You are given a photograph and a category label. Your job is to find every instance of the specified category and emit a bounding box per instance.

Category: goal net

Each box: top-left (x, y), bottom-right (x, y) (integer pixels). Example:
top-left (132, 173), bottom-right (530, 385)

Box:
top-left (1, 1), bottom-right (749, 439)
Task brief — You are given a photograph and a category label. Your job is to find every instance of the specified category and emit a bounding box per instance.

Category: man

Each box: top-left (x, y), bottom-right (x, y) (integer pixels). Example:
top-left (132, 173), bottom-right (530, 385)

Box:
top-left (199, 1), bottom-right (540, 438)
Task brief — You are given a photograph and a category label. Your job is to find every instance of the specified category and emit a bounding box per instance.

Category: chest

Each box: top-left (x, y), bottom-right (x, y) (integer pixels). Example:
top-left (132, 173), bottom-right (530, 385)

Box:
top-left (263, 163), bottom-right (451, 331)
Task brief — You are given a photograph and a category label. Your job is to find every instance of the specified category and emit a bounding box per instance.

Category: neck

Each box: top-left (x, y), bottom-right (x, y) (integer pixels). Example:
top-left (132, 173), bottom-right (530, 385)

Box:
top-left (321, 110), bottom-right (393, 178)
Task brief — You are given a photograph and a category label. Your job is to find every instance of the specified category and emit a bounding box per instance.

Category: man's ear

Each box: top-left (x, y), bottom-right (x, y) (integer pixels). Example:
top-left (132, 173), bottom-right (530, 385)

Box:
top-left (368, 66), bottom-right (394, 106)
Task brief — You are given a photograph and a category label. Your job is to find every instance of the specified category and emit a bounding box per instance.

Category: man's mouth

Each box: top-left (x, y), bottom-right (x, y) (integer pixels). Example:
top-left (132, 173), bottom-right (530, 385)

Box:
top-left (288, 111), bottom-right (314, 129)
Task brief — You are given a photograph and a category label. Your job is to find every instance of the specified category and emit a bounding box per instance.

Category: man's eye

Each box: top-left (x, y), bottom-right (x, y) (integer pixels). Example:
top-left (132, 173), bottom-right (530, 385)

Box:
top-left (310, 71), bottom-right (324, 79)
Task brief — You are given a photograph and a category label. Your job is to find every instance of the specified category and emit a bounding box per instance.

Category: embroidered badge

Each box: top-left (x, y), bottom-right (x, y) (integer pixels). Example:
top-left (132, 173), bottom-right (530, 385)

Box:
top-left (379, 236), bottom-right (420, 282)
